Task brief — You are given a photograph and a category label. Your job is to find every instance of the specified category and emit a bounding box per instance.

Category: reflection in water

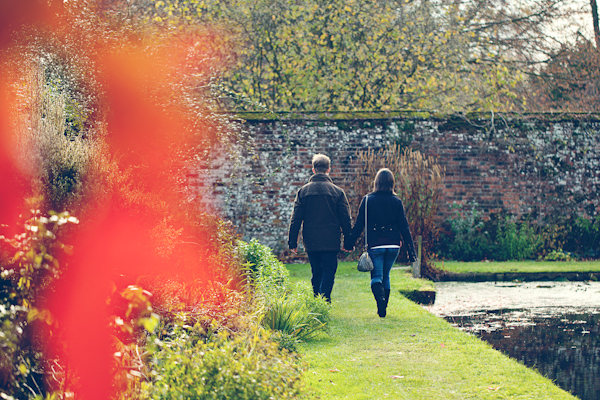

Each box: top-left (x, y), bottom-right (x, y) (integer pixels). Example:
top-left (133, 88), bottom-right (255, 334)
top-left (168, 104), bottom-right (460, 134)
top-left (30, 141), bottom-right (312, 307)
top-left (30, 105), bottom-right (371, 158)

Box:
top-left (448, 309), bottom-right (600, 400)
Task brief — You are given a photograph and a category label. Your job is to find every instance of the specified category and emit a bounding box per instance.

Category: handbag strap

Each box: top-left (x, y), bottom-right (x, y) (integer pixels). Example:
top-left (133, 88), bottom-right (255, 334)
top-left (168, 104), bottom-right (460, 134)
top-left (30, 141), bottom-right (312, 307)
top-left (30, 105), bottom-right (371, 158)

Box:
top-left (364, 195), bottom-right (368, 250)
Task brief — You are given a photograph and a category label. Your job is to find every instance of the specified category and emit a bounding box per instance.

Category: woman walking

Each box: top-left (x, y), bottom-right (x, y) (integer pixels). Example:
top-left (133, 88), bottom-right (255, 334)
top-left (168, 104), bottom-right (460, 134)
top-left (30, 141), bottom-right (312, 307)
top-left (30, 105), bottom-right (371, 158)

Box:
top-left (349, 168), bottom-right (417, 317)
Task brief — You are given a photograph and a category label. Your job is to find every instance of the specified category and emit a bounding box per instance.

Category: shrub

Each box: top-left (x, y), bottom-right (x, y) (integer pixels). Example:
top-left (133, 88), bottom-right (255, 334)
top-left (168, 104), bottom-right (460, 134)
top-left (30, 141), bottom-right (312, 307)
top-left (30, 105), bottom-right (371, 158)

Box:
top-left (493, 217), bottom-right (541, 261)
top-left (237, 240), bottom-right (330, 343)
top-left (237, 238), bottom-right (290, 298)
top-left (141, 317), bottom-right (304, 400)
top-left (16, 64), bottom-right (97, 214)
top-left (569, 215), bottom-right (600, 258)
top-left (440, 202), bottom-right (491, 261)
top-left (0, 203), bottom-right (79, 398)
top-left (290, 281), bottom-right (331, 326)
top-left (437, 207), bottom-right (542, 261)
top-left (543, 249), bottom-right (573, 261)
top-left (261, 295), bottom-right (326, 343)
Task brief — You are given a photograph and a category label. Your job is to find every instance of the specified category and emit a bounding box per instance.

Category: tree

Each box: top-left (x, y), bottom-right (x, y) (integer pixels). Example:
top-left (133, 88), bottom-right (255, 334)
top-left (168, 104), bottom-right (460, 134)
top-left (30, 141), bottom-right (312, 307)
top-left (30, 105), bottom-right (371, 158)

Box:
top-left (523, 36), bottom-right (600, 112)
top-left (134, 0), bottom-right (600, 114)
top-left (148, 0), bottom-right (523, 113)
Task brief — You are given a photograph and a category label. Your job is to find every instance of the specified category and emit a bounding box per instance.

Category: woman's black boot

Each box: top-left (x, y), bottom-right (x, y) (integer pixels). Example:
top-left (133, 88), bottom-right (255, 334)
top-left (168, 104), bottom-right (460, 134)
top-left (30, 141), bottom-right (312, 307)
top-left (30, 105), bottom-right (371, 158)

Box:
top-left (371, 282), bottom-right (386, 317)
top-left (384, 289), bottom-right (391, 312)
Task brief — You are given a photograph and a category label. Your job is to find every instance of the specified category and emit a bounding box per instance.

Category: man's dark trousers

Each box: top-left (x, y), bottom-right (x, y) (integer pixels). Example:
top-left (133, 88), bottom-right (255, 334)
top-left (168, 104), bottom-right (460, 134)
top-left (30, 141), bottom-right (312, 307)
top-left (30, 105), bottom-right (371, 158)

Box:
top-left (307, 251), bottom-right (338, 303)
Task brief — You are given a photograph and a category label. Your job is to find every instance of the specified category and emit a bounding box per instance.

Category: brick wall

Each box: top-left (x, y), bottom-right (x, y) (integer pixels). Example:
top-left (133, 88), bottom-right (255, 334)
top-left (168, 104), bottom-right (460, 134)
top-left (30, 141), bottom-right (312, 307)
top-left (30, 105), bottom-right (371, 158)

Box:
top-left (189, 115), bottom-right (600, 254)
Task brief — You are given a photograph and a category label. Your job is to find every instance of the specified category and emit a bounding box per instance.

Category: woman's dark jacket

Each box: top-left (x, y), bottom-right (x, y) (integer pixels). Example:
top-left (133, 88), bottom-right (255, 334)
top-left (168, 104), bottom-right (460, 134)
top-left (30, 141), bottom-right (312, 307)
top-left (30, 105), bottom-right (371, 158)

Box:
top-left (288, 173), bottom-right (352, 253)
top-left (350, 191), bottom-right (417, 262)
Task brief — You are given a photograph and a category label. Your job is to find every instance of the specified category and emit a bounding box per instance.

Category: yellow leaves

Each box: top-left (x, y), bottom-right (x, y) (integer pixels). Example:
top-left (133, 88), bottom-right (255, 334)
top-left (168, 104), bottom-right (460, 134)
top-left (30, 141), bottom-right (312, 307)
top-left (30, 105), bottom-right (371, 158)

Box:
top-left (148, 0), bottom-right (519, 113)
top-left (427, 75), bottom-right (438, 88)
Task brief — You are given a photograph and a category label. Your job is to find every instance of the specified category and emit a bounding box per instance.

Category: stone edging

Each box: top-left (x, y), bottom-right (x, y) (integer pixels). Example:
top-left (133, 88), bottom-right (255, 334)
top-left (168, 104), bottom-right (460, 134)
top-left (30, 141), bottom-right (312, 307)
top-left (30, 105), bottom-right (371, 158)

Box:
top-left (438, 271), bottom-right (600, 282)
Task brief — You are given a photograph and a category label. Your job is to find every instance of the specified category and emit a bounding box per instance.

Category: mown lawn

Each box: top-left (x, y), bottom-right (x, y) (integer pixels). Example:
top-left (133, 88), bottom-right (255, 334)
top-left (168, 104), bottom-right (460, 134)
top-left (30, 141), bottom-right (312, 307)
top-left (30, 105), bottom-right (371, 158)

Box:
top-left (287, 261), bottom-right (576, 400)
top-left (434, 260), bottom-right (600, 274)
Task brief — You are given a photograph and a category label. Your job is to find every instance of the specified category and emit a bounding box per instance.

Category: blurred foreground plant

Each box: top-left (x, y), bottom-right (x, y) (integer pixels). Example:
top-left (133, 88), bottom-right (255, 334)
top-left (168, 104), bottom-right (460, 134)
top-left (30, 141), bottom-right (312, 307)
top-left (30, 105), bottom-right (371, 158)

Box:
top-left (0, 201), bottom-right (78, 398)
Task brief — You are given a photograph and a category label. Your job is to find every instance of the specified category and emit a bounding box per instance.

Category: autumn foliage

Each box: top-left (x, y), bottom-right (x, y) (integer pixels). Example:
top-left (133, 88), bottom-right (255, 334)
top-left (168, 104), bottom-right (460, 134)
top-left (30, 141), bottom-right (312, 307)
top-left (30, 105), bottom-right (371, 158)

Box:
top-left (0, 1), bottom-right (236, 398)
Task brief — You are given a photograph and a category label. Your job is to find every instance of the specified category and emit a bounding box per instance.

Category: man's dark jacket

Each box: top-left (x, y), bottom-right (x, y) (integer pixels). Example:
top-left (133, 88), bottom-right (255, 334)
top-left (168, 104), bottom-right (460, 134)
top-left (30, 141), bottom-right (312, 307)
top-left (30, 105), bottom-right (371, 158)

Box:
top-left (288, 173), bottom-right (352, 253)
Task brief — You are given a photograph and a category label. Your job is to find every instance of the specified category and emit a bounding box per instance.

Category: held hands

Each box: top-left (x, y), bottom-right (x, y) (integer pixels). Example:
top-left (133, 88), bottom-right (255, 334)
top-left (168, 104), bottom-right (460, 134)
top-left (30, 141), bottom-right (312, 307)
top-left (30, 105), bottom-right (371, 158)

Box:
top-left (343, 240), bottom-right (355, 252)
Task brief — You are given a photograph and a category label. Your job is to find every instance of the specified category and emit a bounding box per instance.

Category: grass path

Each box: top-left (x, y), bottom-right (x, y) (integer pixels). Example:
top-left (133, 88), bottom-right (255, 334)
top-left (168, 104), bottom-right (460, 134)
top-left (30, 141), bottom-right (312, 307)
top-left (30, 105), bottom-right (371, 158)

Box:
top-left (288, 262), bottom-right (577, 400)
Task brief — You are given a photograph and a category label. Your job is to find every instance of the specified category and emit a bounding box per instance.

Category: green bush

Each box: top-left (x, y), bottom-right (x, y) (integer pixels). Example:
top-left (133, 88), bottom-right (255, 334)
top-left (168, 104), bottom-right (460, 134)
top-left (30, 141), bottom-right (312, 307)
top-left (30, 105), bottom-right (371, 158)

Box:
top-left (237, 240), bottom-right (330, 344)
top-left (569, 215), bottom-right (600, 258)
top-left (261, 295), bottom-right (326, 343)
top-left (439, 202), bottom-right (491, 261)
top-left (437, 205), bottom-right (542, 261)
top-left (543, 249), bottom-right (573, 261)
top-left (437, 208), bottom-right (600, 261)
top-left (237, 238), bottom-right (290, 298)
top-left (141, 317), bottom-right (303, 400)
top-left (0, 204), bottom-right (79, 399)
top-left (493, 217), bottom-right (541, 261)
top-left (291, 281), bottom-right (331, 327)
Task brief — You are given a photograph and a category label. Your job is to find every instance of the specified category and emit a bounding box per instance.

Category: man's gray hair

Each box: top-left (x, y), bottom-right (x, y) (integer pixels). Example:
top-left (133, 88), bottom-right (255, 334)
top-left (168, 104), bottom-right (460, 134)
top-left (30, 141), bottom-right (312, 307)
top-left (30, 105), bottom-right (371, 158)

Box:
top-left (312, 154), bottom-right (331, 173)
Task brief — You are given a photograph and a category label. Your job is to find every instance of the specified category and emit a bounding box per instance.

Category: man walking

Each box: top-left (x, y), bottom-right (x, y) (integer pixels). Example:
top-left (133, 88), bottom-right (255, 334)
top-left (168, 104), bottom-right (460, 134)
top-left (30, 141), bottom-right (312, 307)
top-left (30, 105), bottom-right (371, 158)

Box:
top-left (288, 154), bottom-right (353, 302)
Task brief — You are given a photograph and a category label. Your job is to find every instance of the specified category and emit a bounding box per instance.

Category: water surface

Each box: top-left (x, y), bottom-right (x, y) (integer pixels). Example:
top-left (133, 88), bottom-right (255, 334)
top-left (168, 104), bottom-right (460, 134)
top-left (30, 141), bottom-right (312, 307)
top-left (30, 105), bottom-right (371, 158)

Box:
top-left (426, 281), bottom-right (600, 400)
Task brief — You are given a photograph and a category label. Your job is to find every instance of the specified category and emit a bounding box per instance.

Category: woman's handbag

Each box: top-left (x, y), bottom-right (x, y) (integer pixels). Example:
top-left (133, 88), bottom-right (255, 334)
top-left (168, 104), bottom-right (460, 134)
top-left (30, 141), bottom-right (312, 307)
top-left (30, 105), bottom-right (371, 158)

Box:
top-left (357, 251), bottom-right (374, 272)
top-left (357, 196), bottom-right (374, 272)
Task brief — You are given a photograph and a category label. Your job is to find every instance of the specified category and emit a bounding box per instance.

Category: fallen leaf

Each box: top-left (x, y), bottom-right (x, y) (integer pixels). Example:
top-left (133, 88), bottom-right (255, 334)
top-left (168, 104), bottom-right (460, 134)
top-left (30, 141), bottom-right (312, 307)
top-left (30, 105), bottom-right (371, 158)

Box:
top-left (329, 368), bottom-right (340, 373)
top-left (390, 375), bottom-right (405, 379)
top-left (440, 343), bottom-right (446, 348)
top-left (488, 386), bottom-right (501, 391)
top-left (330, 380), bottom-right (335, 385)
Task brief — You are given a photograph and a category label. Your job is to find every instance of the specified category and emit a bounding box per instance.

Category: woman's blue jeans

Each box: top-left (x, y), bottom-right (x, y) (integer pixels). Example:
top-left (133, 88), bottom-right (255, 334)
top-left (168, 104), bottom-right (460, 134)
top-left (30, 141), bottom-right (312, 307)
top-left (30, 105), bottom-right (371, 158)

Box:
top-left (368, 247), bottom-right (400, 290)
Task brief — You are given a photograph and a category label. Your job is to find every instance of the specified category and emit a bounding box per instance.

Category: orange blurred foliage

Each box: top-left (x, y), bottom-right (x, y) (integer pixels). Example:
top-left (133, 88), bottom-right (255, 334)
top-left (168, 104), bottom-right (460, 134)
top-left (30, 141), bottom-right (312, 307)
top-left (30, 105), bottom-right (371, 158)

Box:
top-left (1, 1), bottom-right (230, 398)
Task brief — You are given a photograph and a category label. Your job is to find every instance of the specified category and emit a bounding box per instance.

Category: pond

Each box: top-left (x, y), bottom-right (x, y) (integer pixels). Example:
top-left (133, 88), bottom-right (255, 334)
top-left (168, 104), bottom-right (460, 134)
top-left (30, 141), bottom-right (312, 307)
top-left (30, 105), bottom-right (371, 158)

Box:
top-left (426, 281), bottom-right (600, 400)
